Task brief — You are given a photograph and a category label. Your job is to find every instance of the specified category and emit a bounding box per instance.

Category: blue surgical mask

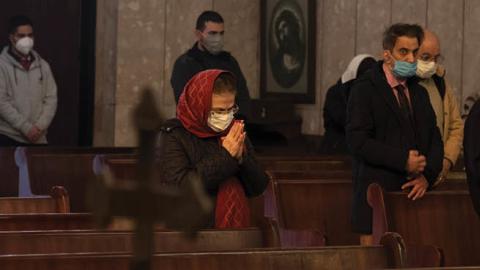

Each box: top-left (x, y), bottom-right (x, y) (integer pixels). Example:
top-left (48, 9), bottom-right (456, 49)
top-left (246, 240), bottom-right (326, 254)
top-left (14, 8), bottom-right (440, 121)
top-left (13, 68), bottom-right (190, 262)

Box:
top-left (391, 59), bottom-right (417, 78)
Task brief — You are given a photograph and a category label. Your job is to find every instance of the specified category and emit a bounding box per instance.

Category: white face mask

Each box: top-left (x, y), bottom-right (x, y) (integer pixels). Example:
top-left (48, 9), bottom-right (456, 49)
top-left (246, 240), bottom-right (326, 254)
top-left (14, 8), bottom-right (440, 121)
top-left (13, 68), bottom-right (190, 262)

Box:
top-left (207, 111), bottom-right (234, 132)
top-left (15, 37), bottom-right (34, 55)
top-left (416, 59), bottom-right (437, 79)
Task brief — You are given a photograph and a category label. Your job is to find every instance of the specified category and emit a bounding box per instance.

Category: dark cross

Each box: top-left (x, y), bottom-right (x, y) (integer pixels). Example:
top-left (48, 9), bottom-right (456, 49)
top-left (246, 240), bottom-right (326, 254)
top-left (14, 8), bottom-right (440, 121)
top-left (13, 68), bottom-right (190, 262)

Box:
top-left (87, 88), bottom-right (213, 270)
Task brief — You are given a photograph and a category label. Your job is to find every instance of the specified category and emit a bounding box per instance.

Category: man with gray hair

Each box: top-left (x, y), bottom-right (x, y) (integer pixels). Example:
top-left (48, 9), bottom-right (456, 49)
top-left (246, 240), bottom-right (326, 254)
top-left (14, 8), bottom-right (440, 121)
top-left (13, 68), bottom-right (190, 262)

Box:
top-left (416, 29), bottom-right (464, 187)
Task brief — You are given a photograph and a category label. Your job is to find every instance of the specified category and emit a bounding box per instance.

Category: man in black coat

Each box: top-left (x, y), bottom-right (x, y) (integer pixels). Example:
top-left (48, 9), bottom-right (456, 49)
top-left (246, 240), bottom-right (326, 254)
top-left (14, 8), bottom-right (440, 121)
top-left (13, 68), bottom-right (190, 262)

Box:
top-left (346, 23), bottom-right (443, 245)
top-left (170, 11), bottom-right (251, 119)
top-left (464, 99), bottom-right (480, 216)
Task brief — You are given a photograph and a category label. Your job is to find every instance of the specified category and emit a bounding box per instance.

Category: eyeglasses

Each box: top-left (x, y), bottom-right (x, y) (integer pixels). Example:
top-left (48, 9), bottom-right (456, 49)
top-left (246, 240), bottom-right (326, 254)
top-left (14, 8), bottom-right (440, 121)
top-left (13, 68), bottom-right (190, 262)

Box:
top-left (210, 104), bottom-right (239, 115)
top-left (419, 54), bottom-right (444, 64)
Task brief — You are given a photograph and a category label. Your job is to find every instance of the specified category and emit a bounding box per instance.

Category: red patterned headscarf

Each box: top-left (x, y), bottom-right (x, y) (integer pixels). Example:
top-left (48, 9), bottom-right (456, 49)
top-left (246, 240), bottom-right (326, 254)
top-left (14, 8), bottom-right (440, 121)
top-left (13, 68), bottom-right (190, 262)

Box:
top-left (177, 69), bottom-right (232, 138)
top-left (177, 69), bottom-right (251, 229)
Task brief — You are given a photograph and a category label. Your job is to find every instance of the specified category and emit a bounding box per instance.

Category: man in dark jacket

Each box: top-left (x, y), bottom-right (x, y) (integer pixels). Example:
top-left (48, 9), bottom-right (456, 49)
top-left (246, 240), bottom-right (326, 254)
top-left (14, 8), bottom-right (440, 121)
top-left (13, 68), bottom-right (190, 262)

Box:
top-left (464, 99), bottom-right (480, 217)
top-left (170, 11), bottom-right (251, 119)
top-left (346, 23), bottom-right (443, 245)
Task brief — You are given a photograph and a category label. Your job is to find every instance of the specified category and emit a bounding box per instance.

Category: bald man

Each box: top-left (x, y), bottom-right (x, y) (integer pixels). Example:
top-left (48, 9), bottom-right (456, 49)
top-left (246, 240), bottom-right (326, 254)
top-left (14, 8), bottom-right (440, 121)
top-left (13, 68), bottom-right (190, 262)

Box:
top-left (416, 29), bottom-right (464, 187)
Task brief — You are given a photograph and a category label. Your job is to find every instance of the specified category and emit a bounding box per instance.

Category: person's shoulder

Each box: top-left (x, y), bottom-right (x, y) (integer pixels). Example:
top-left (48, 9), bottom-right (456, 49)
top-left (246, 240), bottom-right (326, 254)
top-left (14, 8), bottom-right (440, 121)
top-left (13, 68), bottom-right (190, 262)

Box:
top-left (160, 118), bottom-right (185, 134)
top-left (351, 70), bottom-right (375, 92)
top-left (223, 51), bottom-right (239, 63)
top-left (174, 49), bottom-right (195, 65)
top-left (0, 47), bottom-right (11, 65)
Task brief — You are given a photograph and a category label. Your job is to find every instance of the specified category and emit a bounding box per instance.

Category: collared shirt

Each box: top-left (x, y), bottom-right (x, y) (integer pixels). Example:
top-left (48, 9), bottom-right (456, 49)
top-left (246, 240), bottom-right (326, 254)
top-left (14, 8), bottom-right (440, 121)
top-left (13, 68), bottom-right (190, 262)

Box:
top-left (382, 63), bottom-right (411, 105)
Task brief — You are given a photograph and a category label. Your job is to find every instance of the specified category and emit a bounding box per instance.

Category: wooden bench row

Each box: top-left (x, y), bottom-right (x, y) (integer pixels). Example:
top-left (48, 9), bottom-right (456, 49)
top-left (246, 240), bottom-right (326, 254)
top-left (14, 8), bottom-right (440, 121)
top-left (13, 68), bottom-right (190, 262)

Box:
top-left (0, 232), bottom-right (409, 270)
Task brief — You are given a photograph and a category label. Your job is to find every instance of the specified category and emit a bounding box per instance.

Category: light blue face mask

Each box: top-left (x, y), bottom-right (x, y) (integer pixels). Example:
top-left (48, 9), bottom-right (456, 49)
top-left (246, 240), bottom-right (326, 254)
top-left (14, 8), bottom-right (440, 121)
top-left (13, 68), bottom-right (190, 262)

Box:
top-left (392, 60), bottom-right (417, 78)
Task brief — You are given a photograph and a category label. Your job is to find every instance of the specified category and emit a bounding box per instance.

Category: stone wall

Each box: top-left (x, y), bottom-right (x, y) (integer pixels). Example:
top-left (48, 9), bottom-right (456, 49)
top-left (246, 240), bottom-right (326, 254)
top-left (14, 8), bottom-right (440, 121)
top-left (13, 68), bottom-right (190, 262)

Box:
top-left (94, 0), bottom-right (478, 146)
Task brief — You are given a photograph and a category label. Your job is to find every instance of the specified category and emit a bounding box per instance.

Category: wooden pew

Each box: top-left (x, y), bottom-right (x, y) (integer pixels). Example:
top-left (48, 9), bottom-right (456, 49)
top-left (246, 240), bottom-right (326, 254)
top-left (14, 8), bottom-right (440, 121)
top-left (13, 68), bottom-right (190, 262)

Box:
top-left (16, 147), bottom-right (136, 211)
top-left (0, 228), bottom-right (268, 255)
top-left (0, 213), bottom-right (95, 231)
top-left (266, 178), bottom-right (356, 246)
top-left (0, 232), bottom-right (408, 270)
top-left (0, 147), bottom-right (18, 196)
top-left (259, 156), bottom-right (351, 171)
top-left (368, 183), bottom-right (480, 266)
top-left (267, 169), bottom-right (352, 180)
top-left (0, 186), bottom-right (69, 214)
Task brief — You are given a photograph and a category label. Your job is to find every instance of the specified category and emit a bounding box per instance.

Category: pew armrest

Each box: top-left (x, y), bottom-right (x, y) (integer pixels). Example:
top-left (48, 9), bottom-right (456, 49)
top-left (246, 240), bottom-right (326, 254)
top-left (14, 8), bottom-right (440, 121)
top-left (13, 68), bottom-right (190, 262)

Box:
top-left (50, 186), bottom-right (70, 213)
top-left (380, 232), bottom-right (407, 268)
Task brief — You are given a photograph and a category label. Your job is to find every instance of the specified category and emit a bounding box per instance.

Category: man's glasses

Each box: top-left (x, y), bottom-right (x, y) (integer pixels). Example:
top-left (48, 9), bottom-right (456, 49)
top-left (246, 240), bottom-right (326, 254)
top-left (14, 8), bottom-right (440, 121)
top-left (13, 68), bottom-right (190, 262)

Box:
top-left (419, 54), bottom-right (444, 64)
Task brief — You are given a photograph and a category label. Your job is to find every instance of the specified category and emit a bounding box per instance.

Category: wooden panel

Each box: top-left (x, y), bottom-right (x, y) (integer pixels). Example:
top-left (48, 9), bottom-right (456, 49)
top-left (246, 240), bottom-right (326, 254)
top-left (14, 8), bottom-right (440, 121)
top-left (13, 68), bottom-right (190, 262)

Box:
top-left (0, 148), bottom-right (18, 197)
top-left (0, 246), bottom-right (395, 270)
top-left (262, 160), bottom-right (351, 171)
top-left (0, 228), bottom-right (264, 254)
top-left (371, 187), bottom-right (480, 266)
top-left (273, 179), bottom-right (356, 245)
top-left (0, 213), bottom-right (94, 231)
top-left (356, 0), bottom-right (391, 55)
top-left (427, 0), bottom-right (464, 100)
top-left (391, 0), bottom-right (427, 25)
top-left (268, 170), bottom-right (352, 180)
top-left (19, 147), bottom-right (136, 212)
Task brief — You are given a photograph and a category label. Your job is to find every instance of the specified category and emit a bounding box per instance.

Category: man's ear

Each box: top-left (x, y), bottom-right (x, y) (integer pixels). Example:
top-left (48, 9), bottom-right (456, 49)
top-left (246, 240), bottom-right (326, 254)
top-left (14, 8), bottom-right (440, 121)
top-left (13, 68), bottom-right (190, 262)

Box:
top-left (382, 50), bottom-right (391, 64)
top-left (194, 29), bottom-right (202, 41)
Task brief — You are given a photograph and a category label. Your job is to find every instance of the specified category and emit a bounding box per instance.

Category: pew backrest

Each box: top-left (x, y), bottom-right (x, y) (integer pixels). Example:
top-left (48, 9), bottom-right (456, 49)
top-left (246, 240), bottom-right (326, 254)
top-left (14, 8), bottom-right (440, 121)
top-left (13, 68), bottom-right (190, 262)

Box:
top-left (368, 183), bottom-right (480, 266)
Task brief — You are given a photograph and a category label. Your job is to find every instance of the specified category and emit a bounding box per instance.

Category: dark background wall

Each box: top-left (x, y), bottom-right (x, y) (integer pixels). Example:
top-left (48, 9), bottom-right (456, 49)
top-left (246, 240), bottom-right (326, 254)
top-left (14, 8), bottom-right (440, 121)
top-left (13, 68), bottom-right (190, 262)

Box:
top-left (0, 0), bottom-right (96, 146)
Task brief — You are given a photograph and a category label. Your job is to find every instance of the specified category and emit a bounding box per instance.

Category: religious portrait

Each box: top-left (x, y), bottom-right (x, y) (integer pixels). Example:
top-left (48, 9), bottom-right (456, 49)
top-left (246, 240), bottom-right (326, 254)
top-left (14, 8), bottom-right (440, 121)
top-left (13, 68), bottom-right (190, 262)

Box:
top-left (261, 0), bottom-right (315, 103)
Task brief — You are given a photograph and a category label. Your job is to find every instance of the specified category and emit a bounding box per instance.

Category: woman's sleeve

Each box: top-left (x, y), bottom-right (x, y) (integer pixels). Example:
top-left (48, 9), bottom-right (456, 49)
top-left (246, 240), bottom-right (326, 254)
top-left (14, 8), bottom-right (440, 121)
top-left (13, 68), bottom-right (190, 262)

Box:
top-left (238, 137), bottom-right (269, 197)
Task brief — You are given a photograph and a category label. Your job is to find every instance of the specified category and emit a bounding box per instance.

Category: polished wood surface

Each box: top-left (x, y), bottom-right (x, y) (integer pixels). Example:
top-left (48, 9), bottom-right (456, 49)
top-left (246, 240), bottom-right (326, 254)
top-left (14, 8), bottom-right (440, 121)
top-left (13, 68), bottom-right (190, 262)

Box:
top-left (18, 147), bottom-right (136, 211)
top-left (0, 245), bottom-right (397, 270)
top-left (368, 184), bottom-right (480, 266)
top-left (260, 159), bottom-right (351, 171)
top-left (0, 228), bottom-right (265, 254)
top-left (268, 178), bottom-right (356, 245)
top-left (0, 213), bottom-right (94, 231)
top-left (0, 147), bottom-right (18, 196)
top-left (0, 186), bottom-right (69, 214)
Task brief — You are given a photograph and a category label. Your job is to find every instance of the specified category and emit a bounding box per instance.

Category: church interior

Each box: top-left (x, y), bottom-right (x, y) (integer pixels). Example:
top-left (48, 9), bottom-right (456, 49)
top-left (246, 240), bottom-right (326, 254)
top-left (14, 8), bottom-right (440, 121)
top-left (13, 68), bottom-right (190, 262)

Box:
top-left (0, 0), bottom-right (479, 269)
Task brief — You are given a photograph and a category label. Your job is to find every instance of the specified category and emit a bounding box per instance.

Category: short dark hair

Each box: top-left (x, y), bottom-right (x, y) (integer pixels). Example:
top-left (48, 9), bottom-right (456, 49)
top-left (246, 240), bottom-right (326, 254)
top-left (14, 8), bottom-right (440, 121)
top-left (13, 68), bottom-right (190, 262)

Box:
top-left (383, 23), bottom-right (424, 51)
top-left (8, 15), bottom-right (33, 35)
top-left (213, 72), bottom-right (237, 95)
top-left (196, 11), bottom-right (224, 31)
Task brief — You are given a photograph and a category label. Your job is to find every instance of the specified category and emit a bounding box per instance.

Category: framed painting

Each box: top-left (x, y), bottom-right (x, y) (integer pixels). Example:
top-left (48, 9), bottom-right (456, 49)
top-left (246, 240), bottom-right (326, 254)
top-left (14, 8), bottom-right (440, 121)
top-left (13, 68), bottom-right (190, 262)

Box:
top-left (260, 0), bottom-right (316, 104)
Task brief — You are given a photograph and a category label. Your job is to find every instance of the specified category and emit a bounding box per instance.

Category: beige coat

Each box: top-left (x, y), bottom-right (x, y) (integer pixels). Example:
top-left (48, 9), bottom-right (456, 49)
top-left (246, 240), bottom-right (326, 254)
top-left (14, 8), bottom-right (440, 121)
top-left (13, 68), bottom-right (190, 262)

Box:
top-left (419, 68), bottom-right (464, 166)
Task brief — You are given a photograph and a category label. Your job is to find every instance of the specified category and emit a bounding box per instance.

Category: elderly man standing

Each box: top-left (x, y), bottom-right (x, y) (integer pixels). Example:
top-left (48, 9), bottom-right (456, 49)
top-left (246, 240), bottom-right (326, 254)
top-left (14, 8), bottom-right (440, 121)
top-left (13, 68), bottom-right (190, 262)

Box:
top-left (416, 29), bottom-right (464, 186)
top-left (346, 23), bottom-right (443, 245)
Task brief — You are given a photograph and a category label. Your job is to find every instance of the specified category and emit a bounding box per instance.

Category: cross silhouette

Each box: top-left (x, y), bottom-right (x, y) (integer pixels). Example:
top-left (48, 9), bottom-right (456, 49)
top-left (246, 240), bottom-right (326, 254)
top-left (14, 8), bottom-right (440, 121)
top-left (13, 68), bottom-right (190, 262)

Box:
top-left (87, 88), bottom-right (213, 270)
